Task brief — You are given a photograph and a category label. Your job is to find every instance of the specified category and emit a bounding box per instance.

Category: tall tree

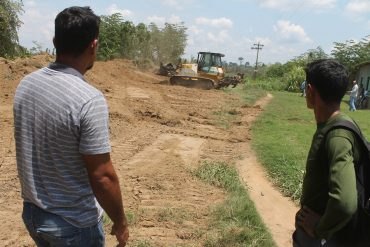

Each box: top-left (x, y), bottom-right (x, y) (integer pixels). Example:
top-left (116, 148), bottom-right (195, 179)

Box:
top-left (238, 57), bottom-right (244, 66)
top-left (331, 36), bottom-right (370, 76)
top-left (98, 13), bottom-right (125, 60)
top-left (149, 22), bottom-right (187, 64)
top-left (0, 0), bottom-right (23, 58)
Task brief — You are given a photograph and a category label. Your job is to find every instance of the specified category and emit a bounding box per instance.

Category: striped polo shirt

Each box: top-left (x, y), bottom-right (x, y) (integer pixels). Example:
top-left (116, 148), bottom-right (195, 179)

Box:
top-left (13, 63), bottom-right (111, 227)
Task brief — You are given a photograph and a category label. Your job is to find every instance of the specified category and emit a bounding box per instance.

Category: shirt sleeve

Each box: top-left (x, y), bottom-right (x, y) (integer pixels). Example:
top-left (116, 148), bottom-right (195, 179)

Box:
top-left (79, 94), bottom-right (111, 155)
top-left (314, 132), bottom-right (357, 239)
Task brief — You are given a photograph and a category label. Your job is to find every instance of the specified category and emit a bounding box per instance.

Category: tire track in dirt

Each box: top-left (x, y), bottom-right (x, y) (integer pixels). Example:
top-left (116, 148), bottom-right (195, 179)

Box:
top-left (107, 134), bottom-right (226, 246)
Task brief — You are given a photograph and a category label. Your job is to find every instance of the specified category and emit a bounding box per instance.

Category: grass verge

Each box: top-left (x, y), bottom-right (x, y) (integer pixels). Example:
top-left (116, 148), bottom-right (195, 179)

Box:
top-left (194, 161), bottom-right (276, 247)
top-left (212, 84), bottom-right (267, 129)
top-left (251, 91), bottom-right (370, 202)
top-left (224, 83), bottom-right (267, 107)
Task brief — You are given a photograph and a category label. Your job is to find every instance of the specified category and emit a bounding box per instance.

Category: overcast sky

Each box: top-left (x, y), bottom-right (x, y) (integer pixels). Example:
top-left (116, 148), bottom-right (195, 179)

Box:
top-left (18, 0), bottom-right (370, 64)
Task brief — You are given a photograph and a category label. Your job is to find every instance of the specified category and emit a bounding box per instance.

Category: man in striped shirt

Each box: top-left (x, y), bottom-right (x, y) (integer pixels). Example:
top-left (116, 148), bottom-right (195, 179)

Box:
top-left (13, 6), bottom-right (129, 246)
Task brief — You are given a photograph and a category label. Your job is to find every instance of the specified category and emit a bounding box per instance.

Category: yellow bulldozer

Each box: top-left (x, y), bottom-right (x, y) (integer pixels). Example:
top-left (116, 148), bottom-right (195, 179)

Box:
top-left (161, 52), bottom-right (243, 90)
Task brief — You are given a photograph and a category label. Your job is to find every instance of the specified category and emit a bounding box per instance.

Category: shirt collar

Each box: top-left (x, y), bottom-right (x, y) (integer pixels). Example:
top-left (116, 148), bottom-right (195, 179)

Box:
top-left (48, 62), bottom-right (85, 81)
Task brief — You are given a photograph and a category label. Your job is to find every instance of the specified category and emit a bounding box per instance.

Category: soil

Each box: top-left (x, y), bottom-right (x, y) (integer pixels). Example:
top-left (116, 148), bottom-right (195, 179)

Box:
top-left (0, 54), bottom-right (298, 247)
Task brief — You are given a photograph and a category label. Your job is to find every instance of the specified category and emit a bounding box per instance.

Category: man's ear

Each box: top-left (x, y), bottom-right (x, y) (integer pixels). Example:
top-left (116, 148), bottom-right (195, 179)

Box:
top-left (306, 83), bottom-right (313, 94)
top-left (91, 39), bottom-right (98, 49)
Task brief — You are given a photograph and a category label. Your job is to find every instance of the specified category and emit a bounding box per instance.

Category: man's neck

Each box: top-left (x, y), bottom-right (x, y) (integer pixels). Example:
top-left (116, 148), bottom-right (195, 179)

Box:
top-left (314, 103), bottom-right (340, 124)
top-left (55, 55), bottom-right (87, 75)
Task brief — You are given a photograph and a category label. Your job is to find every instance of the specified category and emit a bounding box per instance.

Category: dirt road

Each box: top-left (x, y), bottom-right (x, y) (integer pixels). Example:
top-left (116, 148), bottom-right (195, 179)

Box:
top-left (0, 55), bottom-right (297, 246)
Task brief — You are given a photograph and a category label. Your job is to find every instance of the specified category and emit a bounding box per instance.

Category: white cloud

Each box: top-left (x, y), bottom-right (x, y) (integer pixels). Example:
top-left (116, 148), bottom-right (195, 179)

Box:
top-left (188, 25), bottom-right (203, 35)
top-left (168, 15), bottom-right (182, 24)
top-left (273, 20), bottom-right (311, 43)
top-left (159, 0), bottom-right (195, 10)
top-left (160, 0), bottom-right (179, 7)
top-left (24, 1), bottom-right (36, 7)
top-left (147, 15), bottom-right (166, 26)
top-left (106, 4), bottom-right (133, 17)
top-left (206, 30), bottom-right (229, 43)
top-left (195, 17), bottom-right (233, 29)
top-left (19, 6), bottom-right (55, 49)
top-left (308, 0), bottom-right (336, 9)
top-left (345, 0), bottom-right (370, 15)
top-left (147, 15), bottom-right (182, 26)
top-left (259, 0), bottom-right (336, 11)
top-left (253, 37), bottom-right (272, 47)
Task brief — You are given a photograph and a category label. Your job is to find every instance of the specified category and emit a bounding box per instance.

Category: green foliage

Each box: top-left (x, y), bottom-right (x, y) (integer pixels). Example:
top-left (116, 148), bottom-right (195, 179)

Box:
top-left (292, 46), bottom-right (329, 66)
top-left (265, 63), bottom-right (286, 78)
top-left (98, 13), bottom-right (127, 60)
top-left (0, 0), bottom-right (23, 58)
top-left (331, 36), bottom-right (370, 77)
top-left (251, 47), bottom-right (328, 92)
top-left (149, 22), bottom-right (187, 64)
top-left (283, 65), bottom-right (305, 92)
top-left (246, 77), bottom-right (286, 91)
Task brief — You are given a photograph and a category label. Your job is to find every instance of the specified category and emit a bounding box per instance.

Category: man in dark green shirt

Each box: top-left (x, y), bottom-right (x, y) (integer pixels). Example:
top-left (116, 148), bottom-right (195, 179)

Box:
top-left (293, 59), bottom-right (364, 246)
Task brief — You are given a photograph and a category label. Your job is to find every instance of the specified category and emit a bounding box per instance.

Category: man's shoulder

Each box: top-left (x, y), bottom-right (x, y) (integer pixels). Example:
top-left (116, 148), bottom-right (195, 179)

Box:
top-left (325, 115), bottom-right (358, 144)
top-left (21, 67), bottom-right (47, 80)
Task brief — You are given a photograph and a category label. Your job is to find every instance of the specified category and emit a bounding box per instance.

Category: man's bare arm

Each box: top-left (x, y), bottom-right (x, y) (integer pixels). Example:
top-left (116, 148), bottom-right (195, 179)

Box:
top-left (83, 153), bottom-right (129, 246)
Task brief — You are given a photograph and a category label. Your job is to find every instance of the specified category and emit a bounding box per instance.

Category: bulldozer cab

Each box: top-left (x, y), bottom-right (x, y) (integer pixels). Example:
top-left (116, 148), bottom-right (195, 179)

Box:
top-left (168, 51), bottom-right (226, 90)
top-left (197, 52), bottom-right (224, 74)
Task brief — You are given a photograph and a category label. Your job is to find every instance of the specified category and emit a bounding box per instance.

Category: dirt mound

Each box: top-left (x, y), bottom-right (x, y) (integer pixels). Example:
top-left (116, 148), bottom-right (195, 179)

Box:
top-left (0, 54), bottom-right (297, 246)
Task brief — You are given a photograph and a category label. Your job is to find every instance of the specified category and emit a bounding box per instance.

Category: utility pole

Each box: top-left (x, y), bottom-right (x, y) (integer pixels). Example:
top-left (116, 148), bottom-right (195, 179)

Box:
top-left (251, 42), bottom-right (264, 79)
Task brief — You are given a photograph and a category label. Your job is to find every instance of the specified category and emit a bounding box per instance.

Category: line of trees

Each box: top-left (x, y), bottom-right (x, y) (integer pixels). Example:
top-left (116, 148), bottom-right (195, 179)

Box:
top-left (98, 13), bottom-right (187, 66)
top-left (250, 39), bottom-right (370, 92)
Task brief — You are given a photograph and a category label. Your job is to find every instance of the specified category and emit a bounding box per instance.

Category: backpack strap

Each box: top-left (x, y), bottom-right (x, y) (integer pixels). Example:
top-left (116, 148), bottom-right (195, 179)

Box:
top-left (321, 120), bottom-right (368, 148)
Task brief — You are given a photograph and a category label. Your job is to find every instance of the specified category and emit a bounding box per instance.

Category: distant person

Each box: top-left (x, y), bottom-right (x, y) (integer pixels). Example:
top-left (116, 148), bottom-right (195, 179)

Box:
top-left (300, 80), bottom-right (306, 97)
top-left (293, 59), bottom-right (369, 246)
top-left (349, 80), bottom-right (358, 111)
top-left (13, 6), bottom-right (129, 246)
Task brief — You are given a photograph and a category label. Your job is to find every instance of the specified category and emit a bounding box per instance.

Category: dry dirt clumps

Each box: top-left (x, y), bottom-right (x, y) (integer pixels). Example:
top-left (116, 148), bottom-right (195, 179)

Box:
top-left (0, 54), bottom-right (297, 247)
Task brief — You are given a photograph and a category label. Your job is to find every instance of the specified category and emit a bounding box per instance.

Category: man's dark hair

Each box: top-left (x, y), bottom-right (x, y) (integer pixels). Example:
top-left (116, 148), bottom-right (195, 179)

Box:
top-left (54, 6), bottom-right (100, 56)
top-left (305, 59), bottom-right (349, 104)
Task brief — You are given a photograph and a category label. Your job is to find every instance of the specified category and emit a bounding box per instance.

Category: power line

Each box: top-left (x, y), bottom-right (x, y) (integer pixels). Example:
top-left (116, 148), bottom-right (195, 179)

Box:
top-left (251, 42), bottom-right (264, 78)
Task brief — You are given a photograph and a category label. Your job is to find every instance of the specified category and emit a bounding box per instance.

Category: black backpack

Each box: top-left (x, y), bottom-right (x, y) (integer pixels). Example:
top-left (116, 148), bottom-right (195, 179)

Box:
top-left (322, 120), bottom-right (370, 245)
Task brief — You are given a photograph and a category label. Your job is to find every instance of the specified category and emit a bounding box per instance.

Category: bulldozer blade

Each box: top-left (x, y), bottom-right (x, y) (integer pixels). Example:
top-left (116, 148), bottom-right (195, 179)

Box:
top-left (169, 76), bottom-right (214, 90)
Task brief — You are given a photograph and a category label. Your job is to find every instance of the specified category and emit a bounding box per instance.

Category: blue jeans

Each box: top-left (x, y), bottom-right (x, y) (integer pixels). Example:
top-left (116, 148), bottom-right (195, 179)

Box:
top-left (22, 202), bottom-right (105, 247)
top-left (349, 96), bottom-right (356, 111)
top-left (293, 228), bottom-right (327, 247)
top-left (292, 227), bottom-right (358, 247)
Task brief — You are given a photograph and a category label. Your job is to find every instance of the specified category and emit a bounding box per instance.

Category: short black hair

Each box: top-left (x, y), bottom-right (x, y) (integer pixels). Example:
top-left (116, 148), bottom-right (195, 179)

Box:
top-left (54, 6), bottom-right (100, 56)
top-left (305, 59), bottom-right (349, 104)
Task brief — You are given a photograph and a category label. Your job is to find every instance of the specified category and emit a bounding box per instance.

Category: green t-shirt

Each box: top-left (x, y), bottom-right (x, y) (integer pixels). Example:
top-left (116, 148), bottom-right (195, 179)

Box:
top-left (300, 113), bottom-right (361, 239)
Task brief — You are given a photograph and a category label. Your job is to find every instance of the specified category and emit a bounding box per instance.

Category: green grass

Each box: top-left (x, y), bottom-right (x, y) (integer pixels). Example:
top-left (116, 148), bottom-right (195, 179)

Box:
top-left (250, 91), bottom-right (370, 202)
top-left (223, 83), bottom-right (267, 107)
top-left (156, 207), bottom-right (191, 224)
top-left (212, 84), bottom-right (267, 129)
top-left (129, 240), bottom-right (152, 247)
top-left (212, 107), bottom-right (239, 129)
top-left (194, 161), bottom-right (276, 247)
